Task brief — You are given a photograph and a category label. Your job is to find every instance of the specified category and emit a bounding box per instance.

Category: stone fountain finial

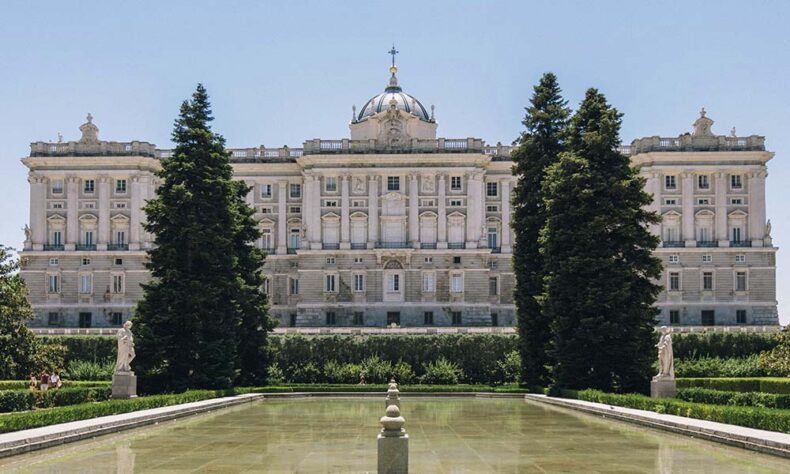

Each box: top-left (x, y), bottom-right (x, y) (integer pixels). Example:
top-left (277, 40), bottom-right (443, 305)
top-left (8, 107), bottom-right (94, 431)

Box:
top-left (385, 378), bottom-right (401, 408)
top-left (378, 402), bottom-right (409, 473)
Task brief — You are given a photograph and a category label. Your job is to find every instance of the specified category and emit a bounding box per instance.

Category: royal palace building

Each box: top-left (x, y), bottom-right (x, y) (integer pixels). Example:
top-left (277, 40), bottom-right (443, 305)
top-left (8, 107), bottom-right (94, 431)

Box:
top-left (18, 63), bottom-right (779, 328)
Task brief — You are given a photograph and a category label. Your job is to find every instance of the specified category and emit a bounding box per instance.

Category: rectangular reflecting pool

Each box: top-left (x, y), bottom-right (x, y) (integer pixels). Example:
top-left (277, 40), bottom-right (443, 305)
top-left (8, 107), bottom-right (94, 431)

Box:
top-left (1, 396), bottom-right (788, 473)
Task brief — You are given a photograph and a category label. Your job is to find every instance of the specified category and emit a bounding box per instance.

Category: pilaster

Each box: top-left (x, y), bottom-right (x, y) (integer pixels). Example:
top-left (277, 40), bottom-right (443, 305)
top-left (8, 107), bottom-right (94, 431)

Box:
top-left (97, 176), bottom-right (110, 250)
top-left (66, 176), bottom-right (79, 250)
top-left (408, 173), bottom-right (419, 248)
top-left (29, 174), bottom-right (47, 250)
top-left (500, 179), bottom-right (511, 253)
top-left (466, 171), bottom-right (483, 248)
top-left (750, 170), bottom-right (767, 247)
top-left (368, 175), bottom-right (379, 248)
top-left (340, 175), bottom-right (350, 249)
top-left (681, 172), bottom-right (695, 246)
top-left (715, 171), bottom-right (728, 245)
top-left (129, 175), bottom-right (142, 250)
top-left (437, 174), bottom-right (447, 249)
top-left (277, 180), bottom-right (288, 254)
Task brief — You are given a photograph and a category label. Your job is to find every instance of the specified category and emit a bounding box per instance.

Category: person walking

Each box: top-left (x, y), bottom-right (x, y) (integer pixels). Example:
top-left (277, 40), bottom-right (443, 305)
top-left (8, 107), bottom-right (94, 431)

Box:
top-left (50, 370), bottom-right (62, 389)
top-left (39, 371), bottom-right (50, 391)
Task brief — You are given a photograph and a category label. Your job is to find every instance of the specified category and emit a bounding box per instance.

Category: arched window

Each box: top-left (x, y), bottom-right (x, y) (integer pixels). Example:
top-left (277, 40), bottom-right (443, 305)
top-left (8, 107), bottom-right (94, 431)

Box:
top-left (661, 211), bottom-right (681, 244)
top-left (694, 210), bottom-right (714, 244)
top-left (419, 212), bottom-right (437, 245)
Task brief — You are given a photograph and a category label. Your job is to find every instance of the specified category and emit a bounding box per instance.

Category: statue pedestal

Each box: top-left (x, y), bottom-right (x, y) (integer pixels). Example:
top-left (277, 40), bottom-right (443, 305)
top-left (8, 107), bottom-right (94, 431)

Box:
top-left (651, 376), bottom-right (677, 398)
top-left (378, 432), bottom-right (408, 474)
top-left (112, 371), bottom-right (137, 399)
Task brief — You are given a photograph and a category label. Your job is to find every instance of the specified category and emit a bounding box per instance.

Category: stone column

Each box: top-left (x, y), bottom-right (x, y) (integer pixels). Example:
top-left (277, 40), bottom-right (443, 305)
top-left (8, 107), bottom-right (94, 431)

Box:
top-left (645, 171), bottom-right (660, 237)
top-left (466, 171), bottom-right (483, 248)
top-left (29, 174), bottom-right (47, 250)
top-left (301, 175), bottom-right (312, 249)
top-left (66, 176), bottom-right (79, 250)
top-left (340, 175), bottom-right (350, 249)
top-left (245, 181), bottom-right (256, 208)
top-left (437, 174), bottom-right (447, 249)
top-left (681, 172), bottom-right (695, 246)
top-left (500, 179), bottom-right (511, 253)
top-left (141, 175), bottom-right (155, 248)
top-left (408, 174), bottom-right (419, 248)
top-left (129, 175), bottom-right (142, 250)
top-left (750, 170), bottom-right (767, 247)
top-left (97, 176), bottom-right (110, 250)
top-left (309, 176), bottom-right (322, 250)
top-left (277, 180), bottom-right (288, 254)
top-left (715, 171), bottom-right (728, 245)
top-left (368, 175), bottom-right (379, 248)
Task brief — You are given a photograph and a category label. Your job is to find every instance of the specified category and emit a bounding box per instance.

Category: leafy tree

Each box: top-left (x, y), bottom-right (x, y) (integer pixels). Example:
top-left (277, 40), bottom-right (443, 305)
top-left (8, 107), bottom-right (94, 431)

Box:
top-left (758, 329), bottom-right (790, 376)
top-left (0, 245), bottom-right (39, 379)
top-left (511, 73), bottom-right (569, 387)
top-left (134, 84), bottom-right (248, 392)
top-left (541, 89), bottom-right (662, 394)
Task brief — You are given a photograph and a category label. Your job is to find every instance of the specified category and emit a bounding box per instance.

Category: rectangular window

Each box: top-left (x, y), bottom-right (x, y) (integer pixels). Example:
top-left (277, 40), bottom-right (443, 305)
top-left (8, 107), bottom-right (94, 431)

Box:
top-left (115, 179), bottom-right (127, 193)
top-left (669, 272), bottom-right (680, 291)
top-left (325, 274), bottom-right (337, 293)
top-left (453, 256), bottom-right (461, 264)
top-left (422, 272), bottom-right (435, 292)
top-left (387, 274), bottom-right (400, 292)
top-left (669, 310), bottom-right (680, 325)
top-left (665, 175), bottom-right (677, 190)
top-left (289, 229), bottom-right (300, 249)
top-left (449, 199), bottom-right (463, 207)
top-left (83, 231), bottom-right (94, 246)
top-left (489, 276), bottom-right (499, 296)
top-left (260, 184), bottom-right (272, 198)
top-left (735, 254), bottom-right (746, 263)
top-left (289, 206), bottom-right (301, 214)
top-left (352, 199), bottom-right (366, 207)
top-left (290, 183), bottom-right (301, 198)
top-left (701, 310), bottom-right (715, 326)
top-left (702, 254), bottom-right (712, 263)
top-left (83, 179), bottom-right (95, 193)
top-left (261, 229), bottom-right (273, 250)
top-left (353, 312), bottom-right (364, 326)
top-left (289, 314), bottom-right (297, 327)
top-left (261, 279), bottom-right (270, 295)
top-left (326, 256), bottom-right (336, 265)
top-left (486, 182), bottom-right (498, 197)
top-left (424, 311), bottom-right (434, 325)
top-left (260, 207), bottom-right (273, 214)
top-left (736, 310), bottom-right (747, 324)
top-left (387, 176), bottom-right (400, 191)
top-left (48, 312), bottom-right (59, 326)
top-left (354, 257), bottom-right (363, 264)
top-left (111, 312), bottom-right (123, 325)
top-left (668, 255), bottom-right (679, 264)
top-left (51, 202), bottom-right (63, 209)
top-left (353, 274), bottom-right (365, 292)
top-left (289, 278), bottom-right (299, 295)
top-left (486, 205), bottom-right (499, 212)
top-left (697, 198), bottom-right (710, 205)
top-left (491, 312), bottom-right (499, 327)
top-left (79, 274), bottom-right (93, 294)
top-left (116, 231), bottom-right (126, 245)
top-left (730, 198), bottom-right (743, 205)
top-left (47, 274), bottom-right (60, 293)
top-left (112, 274), bottom-right (124, 294)
top-left (424, 257), bottom-right (433, 264)
top-left (732, 227), bottom-right (742, 242)
top-left (731, 174), bottom-right (743, 189)
top-left (81, 257), bottom-right (91, 266)
top-left (698, 175), bottom-right (710, 189)
top-left (451, 311), bottom-right (462, 325)
top-left (52, 231), bottom-right (62, 246)
top-left (664, 198), bottom-right (677, 205)
top-left (702, 272), bottom-right (713, 291)
top-left (451, 274), bottom-right (463, 293)
top-left (48, 258), bottom-right (59, 266)
top-left (735, 271), bottom-right (747, 292)
top-left (450, 176), bottom-right (462, 190)
top-left (78, 312), bottom-right (92, 328)
top-left (325, 311), bottom-right (336, 325)
top-left (325, 177), bottom-right (338, 192)
top-left (114, 258), bottom-right (123, 266)
top-left (51, 180), bottom-right (64, 194)
top-left (324, 200), bottom-right (338, 207)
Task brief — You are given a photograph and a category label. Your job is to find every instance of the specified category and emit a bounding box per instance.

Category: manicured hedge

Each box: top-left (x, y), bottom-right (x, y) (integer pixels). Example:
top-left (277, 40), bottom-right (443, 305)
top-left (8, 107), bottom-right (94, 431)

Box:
top-left (571, 389), bottom-right (790, 433)
top-left (674, 355), bottom-right (765, 378)
top-left (39, 336), bottom-right (115, 365)
top-left (0, 386), bottom-right (112, 413)
top-left (280, 383), bottom-right (531, 393)
top-left (0, 380), bottom-right (110, 391)
top-left (678, 387), bottom-right (790, 409)
top-left (672, 332), bottom-right (778, 359)
top-left (677, 377), bottom-right (790, 394)
top-left (0, 389), bottom-right (242, 434)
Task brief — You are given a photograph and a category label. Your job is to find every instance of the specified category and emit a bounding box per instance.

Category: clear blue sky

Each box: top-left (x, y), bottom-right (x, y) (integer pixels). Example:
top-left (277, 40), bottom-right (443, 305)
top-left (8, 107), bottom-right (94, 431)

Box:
top-left (1, 1), bottom-right (788, 323)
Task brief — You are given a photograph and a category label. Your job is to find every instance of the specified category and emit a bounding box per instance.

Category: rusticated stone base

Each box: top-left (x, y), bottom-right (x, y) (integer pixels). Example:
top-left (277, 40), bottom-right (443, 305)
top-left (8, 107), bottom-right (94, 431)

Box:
top-left (112, 372), bottom-right (137, 399)
top-left (651, 377), bottom-right (677, 398)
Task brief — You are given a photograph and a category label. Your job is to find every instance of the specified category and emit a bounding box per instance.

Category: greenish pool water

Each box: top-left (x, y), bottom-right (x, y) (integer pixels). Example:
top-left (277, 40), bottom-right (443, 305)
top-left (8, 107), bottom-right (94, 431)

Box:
top-left (1, 397), bottom-right (788, 473)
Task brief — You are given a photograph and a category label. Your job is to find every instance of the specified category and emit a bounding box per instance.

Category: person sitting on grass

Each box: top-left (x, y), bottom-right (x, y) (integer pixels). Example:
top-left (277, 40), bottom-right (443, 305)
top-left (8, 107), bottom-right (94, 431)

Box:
top-left (50, 370), bottom-right (62, 389)
top-left (39, 371), bottom-right (50, 391)
top-left (29, 373), bottom-right (37, 390)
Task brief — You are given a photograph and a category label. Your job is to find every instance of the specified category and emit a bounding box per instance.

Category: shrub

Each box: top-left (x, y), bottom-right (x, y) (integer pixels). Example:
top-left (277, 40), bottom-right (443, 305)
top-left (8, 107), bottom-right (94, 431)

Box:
top-left (65, 360), bottom-right (115, 381)
top-left (498, 350), bottom-right (521, 384)
top-left (0, 386), bottom-right (113, 413)
top-left (675, 355), bottom-right (765, 378)
top-left (0, 390), bottom-right (36, 412)
top-left (391, 361), bottom-right (416, 385)
top-left (758, 329), bottom-right (790, 377)
top-left (288, 362), bottom-right (320, 383)
top-left (31, 344), bottom-right (68, 373)
top-left (0, 380), bottom-right (110, 391)
top-left (266, 363), bottom-right (285, 385)
top-left (677, 387), bottom-right (790, 409)
top-left (571, 389), bottom-right (790, 433)
top-left (672, 332), bottom-right (779, 359)
top-left (420, 357), bottom-right (463, 385)
top-left (322, 361), bottom-right (362, 384)
top-left (677, 378), bottom-right (762, 392)
top-left (360, 356), bottom-right (393, 384)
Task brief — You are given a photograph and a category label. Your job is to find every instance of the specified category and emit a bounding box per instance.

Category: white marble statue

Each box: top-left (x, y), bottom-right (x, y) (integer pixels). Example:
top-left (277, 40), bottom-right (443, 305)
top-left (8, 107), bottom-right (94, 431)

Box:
top-left (656, 326), bottom-right (674, 379)
top-left (22, 224), bottom-right (31, 242)
top-left (114, 321), bottom-right (136, 374)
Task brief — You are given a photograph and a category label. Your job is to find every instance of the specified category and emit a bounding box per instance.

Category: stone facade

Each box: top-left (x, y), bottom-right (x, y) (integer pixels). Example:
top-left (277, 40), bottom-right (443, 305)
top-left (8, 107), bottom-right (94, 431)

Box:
top-left (17, 70), bottom-right (778, 328)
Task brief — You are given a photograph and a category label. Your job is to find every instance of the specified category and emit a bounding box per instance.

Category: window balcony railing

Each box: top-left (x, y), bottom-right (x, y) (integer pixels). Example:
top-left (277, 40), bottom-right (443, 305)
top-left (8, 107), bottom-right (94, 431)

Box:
top-left (43, 244), bottom-right (64, 251)
top-left (107, 243), bottom-right (129, 251)
top-left (75, 244), bottom-right (97, 251)
top-left (662, 241), bottom-right (685, 248)
top-left (421, 243), bottom-right (437, 249)
top-left (350, 243), bottom-right (367, 250)
top-left (696, 241), bottom-right (718, 248)
top-left (322, 243), bottom-right (340, 250)
top-left (286, 248), bottom-right (298, 255)
top-left (375, 242), bottom-right (409, 249)
top-left (730, 241), bottom-right (752, 248)
top-left (447, 242), bottom-right (465, 249)
top-left (489, 246), bottom-right (502, 254)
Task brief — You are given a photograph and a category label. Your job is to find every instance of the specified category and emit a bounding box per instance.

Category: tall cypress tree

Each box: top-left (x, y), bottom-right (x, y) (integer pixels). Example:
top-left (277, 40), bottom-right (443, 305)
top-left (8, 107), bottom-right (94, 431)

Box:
top-left (134, 85), bottom-right (242, 392)
top-left (511, 73), bottom-right (569, 387)
top-left (541, 89), bottom-right (662, 393)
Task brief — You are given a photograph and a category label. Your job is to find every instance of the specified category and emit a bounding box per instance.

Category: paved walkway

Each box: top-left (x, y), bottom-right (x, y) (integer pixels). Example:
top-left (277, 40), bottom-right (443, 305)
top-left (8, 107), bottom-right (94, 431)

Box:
top-left (525, 394), bottom-right (790, 459)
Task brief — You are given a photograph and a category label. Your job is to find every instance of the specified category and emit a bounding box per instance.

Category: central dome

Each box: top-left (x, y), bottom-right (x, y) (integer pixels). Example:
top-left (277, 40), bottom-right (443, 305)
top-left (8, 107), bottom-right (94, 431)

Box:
top-left (356, 66), bottom-right (432, 123)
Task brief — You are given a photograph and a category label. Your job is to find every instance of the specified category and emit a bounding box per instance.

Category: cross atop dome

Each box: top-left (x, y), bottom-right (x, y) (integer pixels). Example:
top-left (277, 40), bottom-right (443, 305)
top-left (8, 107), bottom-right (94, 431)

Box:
top-left (388, 44), bottom-right (399, 68)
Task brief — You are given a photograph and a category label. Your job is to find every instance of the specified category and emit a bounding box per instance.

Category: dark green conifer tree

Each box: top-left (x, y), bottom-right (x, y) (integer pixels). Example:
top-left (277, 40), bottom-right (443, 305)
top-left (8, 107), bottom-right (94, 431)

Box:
top-left (134, 85), bottom-right (243, 392)
top-left (511, 73), bottom-right (569, 387)
top-left (541, 89), bottom-right (662, 393)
